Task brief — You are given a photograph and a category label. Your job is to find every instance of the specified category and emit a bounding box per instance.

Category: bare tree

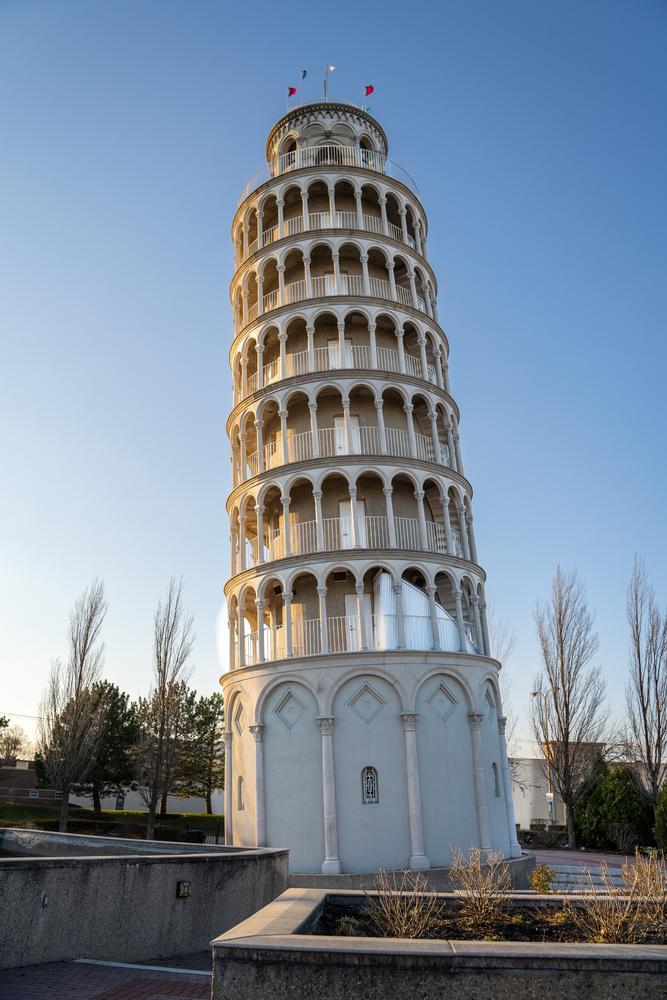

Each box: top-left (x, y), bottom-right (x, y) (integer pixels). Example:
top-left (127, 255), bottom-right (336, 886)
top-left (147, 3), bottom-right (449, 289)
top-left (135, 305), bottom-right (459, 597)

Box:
top-left (35, 579), bottom-right (108, 831)
top-left (135, 578), bottom-right (195, 840)
top-left (0, 724), bottom-right (33, 765)
top-left (625, 556), bottom-right (667, 816)
top-left (529, 566), bottom-right (609, 848)
top-left (487, 600), bottom-right (528, 790)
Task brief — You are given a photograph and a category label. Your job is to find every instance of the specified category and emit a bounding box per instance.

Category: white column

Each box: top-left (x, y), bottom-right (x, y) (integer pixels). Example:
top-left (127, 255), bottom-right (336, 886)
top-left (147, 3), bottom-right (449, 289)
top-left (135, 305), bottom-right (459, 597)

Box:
top-left (421, 236), bottom-right (428, 262)
top-left (328, 187), bottom-right (336, 228)
top-left (453, 431), bottom-right (464, 476)
top-left (453, 588), bottom-right (467, 653)
top-left (379, 196), bottom-right (388, 236)
top-left (395, 328), bottom-right (406, 372)
top-left (434, 349), bottom-right (444, 390)
top-left (256, 346), bottom-right (264, 388)
top-left (239, 432), bottom-right (248, 482)
top-left (277, 264), bottom-right (286, 306)
top-left (255, 420), bottom-right (264, 473)
top-left (428, 411), bottom-right (443, 464)
top-left (279, 409), bottom-right (289, 463)
top-left (414, 490), bottom-right (428, 550)
top-left (466, 512), bottom-right (479, 564)
top-left (256, 276), bottom-right (264, 316)
top-left (413, 220), bottom-right (423, 256)
top-left (387, 260), bottom-right (397, 301)
top-left (360, 253), bottom-right (370, 296)
top-left (249, 725), bottom-right (266, 848)
top-left (356, 582), bottom-right (369, 651)
top-left (228, 613), bottom-right (236, 669)
top-left (238, 514), bottom-right (247, 571)
top-left (313, 489), bottom-right (325, 551)
top-left (418, 336), bottom-right (429, 380)
top-left (440, 494), bottom-right (454, 555)
top-left (230, 523), bottom-right (238, 576)
top-left (349, 485), bottom-right (362, 549)
top-left (457, 504), bottom-right (472, 561)
top-left (354, 188), bottom-right (364, 229)
top-left (317, 717), bottom-right (342, 874)
top-left (443, 358), bottom-right (452, 396)
top-left (468, 713), bottom-right (493, 858)
top-left (282, 592), bottom-right (293, 657)
top-left (255, 505), bottom-right (265, 564)
top-left (231, 444), bottom-right (239, 489)
top-left (223, 732), bottom-right (233, 845)
top-left (255, 598), bottom-right (266, 662)
top-left (278, 332), bottom-right (287, 380)
top-left (241, 288), bottom-right (248, 327)
top-left (400, 714), bottom-right (430, 870)
top-left (301, 190), bottom-right (309, 231)
top-left (383, 487), bottom-right (397, 548)
top-left (407, 270), bottom-right (419, 310)
top-left (337, 322), bottom-right (346, 368)
top-left (394, 582), bottom-right (406, 649)
top-left (242, 224), bottom-right (249, 259)
top-left (445, 422), bottom-right (457, 473)
top-left (237, 604), bottom-right (245, 666)
top-left (425, 585), bottom-right (441, 651)
top-left (256, 210), bottom-right (264, 247)
top-left (303, 257), bottom-right (312, 298)
top-left (399, 207), bottom-right (409, 243)
top-left (332, 252), bottom-right (341, 294)
top-left (240, 358), bottom-right (248, 398)
top-left (277, 198), bottom-right (284, 237)
top-left (404, 403), bottom-right (417, 459)
top-left (368, 322), bottom-right (377, 368)
top-left (499, 717), bottom-right (522, 858)
top-left (470, 595), bottom-right (483, 655)
top-left (479, 601), bottom-right (491, 658)
top-left (375, 400), bottom-right (387, 454)
top-left (306, 324), bottom-right (315, 370)
top-left (309, 403), bottom-right (320, 458)
top-left (342, 396), bottom-right (353, 453)
top-left (281, 495), bottom-right (291, 556)
top-left (423, 281), bottom-right (433, 318)
top-left (317, 586), bottom-right (329, 654)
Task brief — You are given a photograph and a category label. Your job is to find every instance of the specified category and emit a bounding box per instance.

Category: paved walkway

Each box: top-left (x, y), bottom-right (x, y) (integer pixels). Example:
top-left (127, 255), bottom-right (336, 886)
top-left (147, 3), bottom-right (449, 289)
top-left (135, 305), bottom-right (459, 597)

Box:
top-left (0, 954), bottom-right (212, 1000)
top-left (531, 848), bottom-right (632, 869)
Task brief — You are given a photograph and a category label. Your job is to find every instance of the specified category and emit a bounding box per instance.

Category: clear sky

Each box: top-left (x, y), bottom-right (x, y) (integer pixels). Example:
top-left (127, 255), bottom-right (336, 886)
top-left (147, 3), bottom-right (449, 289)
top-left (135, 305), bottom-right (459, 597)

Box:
top-left (1, 0), bottom-right (665, 749)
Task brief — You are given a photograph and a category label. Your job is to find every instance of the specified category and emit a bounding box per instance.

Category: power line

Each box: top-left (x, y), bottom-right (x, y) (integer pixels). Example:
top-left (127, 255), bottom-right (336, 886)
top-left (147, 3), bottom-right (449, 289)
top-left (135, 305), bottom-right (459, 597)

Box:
top-left (0, 712), bottom-right (40, 721)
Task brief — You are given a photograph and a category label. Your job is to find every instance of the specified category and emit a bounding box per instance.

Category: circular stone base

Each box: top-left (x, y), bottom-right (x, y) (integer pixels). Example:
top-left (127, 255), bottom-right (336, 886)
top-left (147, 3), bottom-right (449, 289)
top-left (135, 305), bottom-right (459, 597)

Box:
top-left (287, 852), bottom-right (535, 892)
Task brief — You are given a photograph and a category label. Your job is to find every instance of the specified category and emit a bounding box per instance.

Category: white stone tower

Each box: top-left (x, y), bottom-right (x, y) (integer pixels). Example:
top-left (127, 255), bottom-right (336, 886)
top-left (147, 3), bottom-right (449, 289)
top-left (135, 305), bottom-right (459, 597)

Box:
top-left (222, 99), bottom-right (520, 873)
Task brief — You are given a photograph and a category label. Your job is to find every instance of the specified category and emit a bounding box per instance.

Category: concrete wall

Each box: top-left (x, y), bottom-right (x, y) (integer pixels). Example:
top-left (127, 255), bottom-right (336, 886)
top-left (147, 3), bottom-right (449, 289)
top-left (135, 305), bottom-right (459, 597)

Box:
top-left (0, 829), bottom-right (288, 969)
top-left (69, 787), bottom-right (225, 815)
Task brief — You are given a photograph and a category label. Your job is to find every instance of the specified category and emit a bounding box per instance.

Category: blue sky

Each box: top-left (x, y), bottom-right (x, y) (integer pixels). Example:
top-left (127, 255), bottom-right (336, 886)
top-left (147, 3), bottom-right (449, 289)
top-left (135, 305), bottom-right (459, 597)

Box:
top-left (1, 0), bottom-right (665, 747)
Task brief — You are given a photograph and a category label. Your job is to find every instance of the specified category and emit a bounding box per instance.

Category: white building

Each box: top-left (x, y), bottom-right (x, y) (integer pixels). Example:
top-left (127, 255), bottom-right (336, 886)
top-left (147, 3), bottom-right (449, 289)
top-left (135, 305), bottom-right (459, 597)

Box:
top-left (221, 98), bottom-right (520, 874)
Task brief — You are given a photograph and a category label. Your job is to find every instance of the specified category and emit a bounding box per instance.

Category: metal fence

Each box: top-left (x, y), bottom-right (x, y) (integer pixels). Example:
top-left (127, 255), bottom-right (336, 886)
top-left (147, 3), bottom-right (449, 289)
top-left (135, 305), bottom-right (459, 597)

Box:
top-left (154, 819), bottom-right (224, 845)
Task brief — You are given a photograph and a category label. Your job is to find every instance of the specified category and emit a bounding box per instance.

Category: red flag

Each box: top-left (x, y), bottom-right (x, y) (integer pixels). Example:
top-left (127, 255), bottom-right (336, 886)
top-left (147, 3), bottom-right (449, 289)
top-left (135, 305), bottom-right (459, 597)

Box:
top-left (288, 87), bottom-right (297, 96)
top-left (364, 85), bottom-right (374, 96)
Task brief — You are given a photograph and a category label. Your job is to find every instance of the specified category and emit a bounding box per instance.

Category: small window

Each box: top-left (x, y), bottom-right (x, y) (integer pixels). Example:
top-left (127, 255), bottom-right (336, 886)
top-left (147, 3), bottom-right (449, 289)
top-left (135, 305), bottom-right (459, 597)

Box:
top-left (362, 766), bottom-right (378, 805)
top-left (492, 763), bottom-right (500, 797)
top-left (29, 790), bottom-right (39, 798)
top-left (55, 792), bottom-right (63, 800)
top-left (238, 776), bottom-right (245, 811)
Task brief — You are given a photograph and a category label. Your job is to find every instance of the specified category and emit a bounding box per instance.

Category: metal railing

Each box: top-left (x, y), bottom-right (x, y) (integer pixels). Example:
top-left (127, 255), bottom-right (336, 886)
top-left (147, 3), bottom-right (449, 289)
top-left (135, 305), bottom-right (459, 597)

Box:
top-left (238, 146), bottom-right (420, 206)
top-left (242, 212), bottom-right (417, 262)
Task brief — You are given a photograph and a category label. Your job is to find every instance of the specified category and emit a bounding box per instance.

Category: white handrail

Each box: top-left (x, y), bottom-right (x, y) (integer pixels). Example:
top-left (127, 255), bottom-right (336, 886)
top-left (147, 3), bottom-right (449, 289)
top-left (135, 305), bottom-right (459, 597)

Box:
top-left (238, 145), bottom-right (420, 206)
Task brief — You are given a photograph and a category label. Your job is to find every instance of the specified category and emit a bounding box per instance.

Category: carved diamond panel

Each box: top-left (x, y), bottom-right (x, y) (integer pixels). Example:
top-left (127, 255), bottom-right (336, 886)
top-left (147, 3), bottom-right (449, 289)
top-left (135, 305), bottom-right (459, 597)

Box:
top-left (426, 682), bottom-right (458, 723)
top-left (486, 688), bottom-right (496, 724)
top-left (273, 689), bottom-right (307, 732)
top-left (234, 702), bottom-right (245, 736)
top-left (346, 683), bottom-right (387, 725)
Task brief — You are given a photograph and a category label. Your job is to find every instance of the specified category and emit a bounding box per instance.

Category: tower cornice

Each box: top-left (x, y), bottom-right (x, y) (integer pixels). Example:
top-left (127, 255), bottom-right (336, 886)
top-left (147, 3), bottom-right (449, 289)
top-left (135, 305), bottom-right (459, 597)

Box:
top-left (265, 102), bottom-right (389, 160)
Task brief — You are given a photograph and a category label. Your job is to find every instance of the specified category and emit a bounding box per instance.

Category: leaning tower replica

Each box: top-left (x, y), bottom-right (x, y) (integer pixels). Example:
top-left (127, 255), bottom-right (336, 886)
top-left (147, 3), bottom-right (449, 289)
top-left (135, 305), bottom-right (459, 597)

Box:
top-left (222, 99), bottom-right (520, 874)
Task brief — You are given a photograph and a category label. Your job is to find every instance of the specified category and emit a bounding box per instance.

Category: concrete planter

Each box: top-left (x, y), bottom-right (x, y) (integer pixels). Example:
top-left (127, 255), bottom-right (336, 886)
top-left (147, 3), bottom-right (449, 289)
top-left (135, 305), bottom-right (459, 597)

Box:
top-left (212, 887), bottom-right (667, 999)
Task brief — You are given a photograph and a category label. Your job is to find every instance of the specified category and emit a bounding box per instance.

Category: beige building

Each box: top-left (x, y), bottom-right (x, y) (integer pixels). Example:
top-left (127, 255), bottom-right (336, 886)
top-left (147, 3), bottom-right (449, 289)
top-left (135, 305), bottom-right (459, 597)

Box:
top-left (221, 98), bottom-right (520, 873)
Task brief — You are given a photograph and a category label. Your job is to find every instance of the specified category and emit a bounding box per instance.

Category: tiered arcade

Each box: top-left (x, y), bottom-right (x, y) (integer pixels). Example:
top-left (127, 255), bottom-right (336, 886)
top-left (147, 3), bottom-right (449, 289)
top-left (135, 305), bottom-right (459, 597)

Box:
top-left (221, 100), bottom-right (520, 873)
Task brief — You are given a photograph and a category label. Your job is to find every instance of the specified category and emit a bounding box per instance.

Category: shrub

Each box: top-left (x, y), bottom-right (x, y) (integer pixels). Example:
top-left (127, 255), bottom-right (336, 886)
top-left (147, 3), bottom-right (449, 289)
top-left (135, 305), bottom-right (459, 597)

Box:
top-left (654, 788), bottom-right (667, 850)
top-left (602, 767), bottom-right (654, 848)
top-left (574, 756), bottom-right (612, 849)
top-left (448, 845), bottom-right (511, 922)
top-left (363, 869), bottom-right (441, 939)
top-left (571, 861), bottom-right (641, 944)
top-left (530, 864), bottom-right (556, 894)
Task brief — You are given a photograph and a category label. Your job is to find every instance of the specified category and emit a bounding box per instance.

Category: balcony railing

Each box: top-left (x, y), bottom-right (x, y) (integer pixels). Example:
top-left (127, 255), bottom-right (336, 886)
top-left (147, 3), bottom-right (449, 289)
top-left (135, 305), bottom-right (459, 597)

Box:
top-left (242, 211), bottom-right (417, 262)
top-left (238, 146), bottom-right (420, 207)
top-left (236, 610), bottom-right (477, 667)
top-left (244, 428), bottom-right (450, 479)
top-left (241, 515), bottom-right (462, 567)
top-left (242, 344), bottom-right (437, 399)
top-left (241, 274), bottom-right (428, 329)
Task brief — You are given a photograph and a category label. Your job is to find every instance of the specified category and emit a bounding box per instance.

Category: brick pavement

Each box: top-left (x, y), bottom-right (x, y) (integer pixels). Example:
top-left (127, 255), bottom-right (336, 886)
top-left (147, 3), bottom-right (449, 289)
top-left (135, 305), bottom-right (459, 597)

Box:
top-left (0, 960), bottom-right (211, 1000)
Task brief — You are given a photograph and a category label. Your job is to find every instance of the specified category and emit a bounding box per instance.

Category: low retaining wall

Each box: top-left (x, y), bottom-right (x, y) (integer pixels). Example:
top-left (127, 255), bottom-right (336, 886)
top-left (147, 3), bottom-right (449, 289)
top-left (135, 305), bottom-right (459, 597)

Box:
top-left (0, 828), bottom-right (288, 969)
top-left (288, 852), bottom-right (535, 891)
top-left (211, 888), bottom-right (667, 1000)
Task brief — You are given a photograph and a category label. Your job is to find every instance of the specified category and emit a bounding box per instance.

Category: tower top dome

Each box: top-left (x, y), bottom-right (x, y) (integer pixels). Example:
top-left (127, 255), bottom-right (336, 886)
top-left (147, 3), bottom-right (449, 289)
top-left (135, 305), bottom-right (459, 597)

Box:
top-left (265, 100), bottom-right (389, 162)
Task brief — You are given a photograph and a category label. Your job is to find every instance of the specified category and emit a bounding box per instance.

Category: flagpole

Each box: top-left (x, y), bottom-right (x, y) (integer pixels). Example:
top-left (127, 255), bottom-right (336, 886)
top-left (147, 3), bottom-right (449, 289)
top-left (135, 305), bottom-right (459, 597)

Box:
top-left (324, 63), bottom-right (327, 103)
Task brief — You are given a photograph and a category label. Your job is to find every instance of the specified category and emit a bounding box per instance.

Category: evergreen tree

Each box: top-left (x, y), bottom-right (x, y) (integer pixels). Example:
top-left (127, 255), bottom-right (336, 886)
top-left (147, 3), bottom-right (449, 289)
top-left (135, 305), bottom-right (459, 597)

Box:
top-left (654, 787), bottom-right (667, 850)
top-left (71, 682), bottom-right (137, 815)
top-left (173, 693), bottom-right (225, 813)
top-left (574, 755), bottom-right (611, 849)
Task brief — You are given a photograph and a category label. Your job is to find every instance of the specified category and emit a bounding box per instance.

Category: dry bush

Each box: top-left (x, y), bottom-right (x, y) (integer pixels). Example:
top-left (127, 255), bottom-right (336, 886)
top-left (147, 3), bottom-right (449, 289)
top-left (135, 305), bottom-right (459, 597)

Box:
top-left (448, 845), bottom-right (512, 921)
top-left (362, 869), bottom-right (441, 939)
top-left (530, 863), bottom-right (556, 894)
top-left (623, 849), bottom-right (667, 926)
top-left (571, 862), bottom-right (641, 943)
top-left (609, 822), bottom-right (637, 853)
top-left (533, 826), bottom-right (561, 849)
top-left (335, 915), bottom-right (366, 937)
